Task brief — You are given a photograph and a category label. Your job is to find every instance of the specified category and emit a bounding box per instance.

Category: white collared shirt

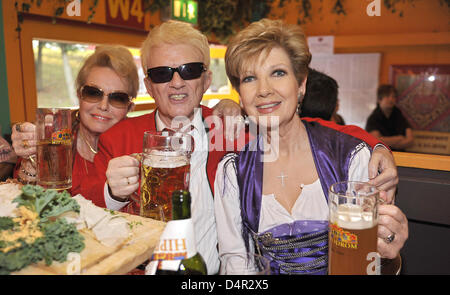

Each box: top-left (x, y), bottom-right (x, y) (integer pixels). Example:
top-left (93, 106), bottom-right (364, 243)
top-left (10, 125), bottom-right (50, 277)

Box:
top-left (104, 108), bottom-right (219, 274)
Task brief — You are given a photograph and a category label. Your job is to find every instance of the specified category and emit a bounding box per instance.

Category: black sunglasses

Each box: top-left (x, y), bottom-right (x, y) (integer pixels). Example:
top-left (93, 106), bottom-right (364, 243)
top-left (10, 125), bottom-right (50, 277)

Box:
top-left (147, 62), bottom-right (206, 83)
top-left (80, 85), bottom-right (131, 109)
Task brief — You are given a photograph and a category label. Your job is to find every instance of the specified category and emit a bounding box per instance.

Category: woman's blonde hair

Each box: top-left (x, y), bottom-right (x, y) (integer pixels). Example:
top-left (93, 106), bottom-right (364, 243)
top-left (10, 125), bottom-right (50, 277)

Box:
top-left (76, 45), bottom-right (139, 98)
top-left (225, 19), bottom-right (311, 92)
top-left (140, 20), bottom-right (210, 72)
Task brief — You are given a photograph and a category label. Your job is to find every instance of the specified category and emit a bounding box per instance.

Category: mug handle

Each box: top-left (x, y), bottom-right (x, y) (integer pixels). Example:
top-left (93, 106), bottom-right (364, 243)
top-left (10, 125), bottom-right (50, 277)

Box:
top-left (125, 153), bottom-right (143, 215)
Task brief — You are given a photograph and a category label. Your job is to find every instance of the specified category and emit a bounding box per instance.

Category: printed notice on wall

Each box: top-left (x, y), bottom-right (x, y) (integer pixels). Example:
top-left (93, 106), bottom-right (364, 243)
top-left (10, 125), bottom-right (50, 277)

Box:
top-left (310, 53), bottom-right (381, 129)
top-left (307, 36), bottom-right (334, 55)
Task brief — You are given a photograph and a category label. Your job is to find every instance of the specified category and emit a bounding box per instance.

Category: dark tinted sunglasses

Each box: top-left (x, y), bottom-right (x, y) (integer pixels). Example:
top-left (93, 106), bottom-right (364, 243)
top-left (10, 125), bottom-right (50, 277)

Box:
top-left (80, 85), bottom-right (131, 109)
top-left (147, 62), bottom-right (206, 83)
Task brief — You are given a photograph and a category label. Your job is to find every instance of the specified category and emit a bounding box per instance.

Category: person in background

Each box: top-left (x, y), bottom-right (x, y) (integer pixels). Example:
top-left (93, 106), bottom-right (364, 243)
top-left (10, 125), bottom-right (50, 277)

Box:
top-left (11, 45), bottom-right (139, 206)
top-left (215, 19), bottom-right (408, 274)
top-left (332, 99), bottom-right (346, 125)
top-left (365, 84), bottom-right (414, 151)
top-left (300, 68), bottom-right (334, 119)
top-left (299, 68), bottom-right (345, 125)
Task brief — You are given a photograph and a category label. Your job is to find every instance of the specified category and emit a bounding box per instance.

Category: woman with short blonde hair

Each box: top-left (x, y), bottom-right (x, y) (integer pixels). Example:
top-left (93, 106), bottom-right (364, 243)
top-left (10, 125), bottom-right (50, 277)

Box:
top-left (225, 19), bottom-right (311, 92)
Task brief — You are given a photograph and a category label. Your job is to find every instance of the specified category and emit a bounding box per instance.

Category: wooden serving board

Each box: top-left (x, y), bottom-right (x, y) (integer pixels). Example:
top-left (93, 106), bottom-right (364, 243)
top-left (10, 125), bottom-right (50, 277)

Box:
top-left (13, 212), bottom-right (166, 275)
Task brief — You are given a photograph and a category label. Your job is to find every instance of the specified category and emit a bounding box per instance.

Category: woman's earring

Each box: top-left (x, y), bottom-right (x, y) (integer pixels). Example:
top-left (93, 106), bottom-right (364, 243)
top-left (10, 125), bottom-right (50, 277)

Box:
top-left (297, 92), bottom-right (304, 114)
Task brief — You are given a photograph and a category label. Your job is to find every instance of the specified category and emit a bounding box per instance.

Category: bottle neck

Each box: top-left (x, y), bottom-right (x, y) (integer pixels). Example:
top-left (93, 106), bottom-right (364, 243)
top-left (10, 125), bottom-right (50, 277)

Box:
top-left (172, 190), bottom-right (191, 220)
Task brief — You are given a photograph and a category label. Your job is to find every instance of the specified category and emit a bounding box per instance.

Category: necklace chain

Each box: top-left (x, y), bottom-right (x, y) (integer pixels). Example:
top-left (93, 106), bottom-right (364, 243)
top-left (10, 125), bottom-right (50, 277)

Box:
top-left (80, 131), bottom-right (97, 154)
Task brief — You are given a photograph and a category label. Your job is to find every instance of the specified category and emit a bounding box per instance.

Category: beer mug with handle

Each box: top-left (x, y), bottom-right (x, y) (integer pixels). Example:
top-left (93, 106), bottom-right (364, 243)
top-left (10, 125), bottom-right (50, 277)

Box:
top-left (139, 130), bottom-right (193, 221)
top-left (35, 108), bottom-right (72, 190)
top-left (328, 181), bottom-right (380, 275)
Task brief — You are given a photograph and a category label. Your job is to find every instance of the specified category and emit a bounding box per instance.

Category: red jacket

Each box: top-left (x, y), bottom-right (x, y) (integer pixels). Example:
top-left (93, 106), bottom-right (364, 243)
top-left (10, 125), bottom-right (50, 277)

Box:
top-left (86, 106), bottom-right (229, 208)
top-left (301, 117), bottom-right (387, 150)
top-left (72, 151), bottom-right (105, 204)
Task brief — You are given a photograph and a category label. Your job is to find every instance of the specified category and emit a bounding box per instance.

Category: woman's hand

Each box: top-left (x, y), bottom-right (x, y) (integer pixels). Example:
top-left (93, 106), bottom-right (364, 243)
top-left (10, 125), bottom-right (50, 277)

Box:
top-left (17, 157), bottom-right (37, 184)
top-left (376, 191), bottom-right (408, 259)
top-left (11, 122), bottom-right (37, 158)
top-left (106, 155), bottom-right (140, 201)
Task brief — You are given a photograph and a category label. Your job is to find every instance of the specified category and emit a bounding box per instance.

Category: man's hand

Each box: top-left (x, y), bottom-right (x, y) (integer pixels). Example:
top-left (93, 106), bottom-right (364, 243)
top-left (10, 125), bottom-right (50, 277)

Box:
top-left (212, 99), bottom-right (245, 141)
top-left (106, 155), bottom-right (140, 201)
top-left (367, 146), bottom-right (398, 204)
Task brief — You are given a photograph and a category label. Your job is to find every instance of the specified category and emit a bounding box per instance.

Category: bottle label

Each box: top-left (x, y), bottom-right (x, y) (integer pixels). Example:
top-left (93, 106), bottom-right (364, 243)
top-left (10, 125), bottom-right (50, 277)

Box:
top-left (145, 219), bottom-right (196, 275)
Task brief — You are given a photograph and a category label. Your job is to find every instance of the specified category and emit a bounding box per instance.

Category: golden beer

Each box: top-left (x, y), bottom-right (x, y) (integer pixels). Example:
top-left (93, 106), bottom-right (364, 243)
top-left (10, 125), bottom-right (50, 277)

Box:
top-left (35, 108), bottom-right (72, 190)
top-left (140, 152), bottom-right (190, 221)
top-left (328, 181), bottom-right (379, 275)
top-left (36, 140), bottom-right (72, 190)
top-left (328, 204), bottom-right (378, 275)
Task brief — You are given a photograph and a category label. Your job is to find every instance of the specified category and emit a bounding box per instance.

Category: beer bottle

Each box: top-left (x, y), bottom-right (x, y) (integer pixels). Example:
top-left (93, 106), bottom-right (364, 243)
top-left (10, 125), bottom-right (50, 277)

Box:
top-left (146, 190), bottom-right (207, 275)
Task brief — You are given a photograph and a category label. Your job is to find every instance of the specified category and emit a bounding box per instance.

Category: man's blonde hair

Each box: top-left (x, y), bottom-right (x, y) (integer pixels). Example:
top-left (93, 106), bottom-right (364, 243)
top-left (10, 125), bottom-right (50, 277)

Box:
top-left (76, 45), bottom-right (139, 98)
top-left (225, 19), bottom-right (311, 92)
top-left (140, 20), bottom-right (210, 72)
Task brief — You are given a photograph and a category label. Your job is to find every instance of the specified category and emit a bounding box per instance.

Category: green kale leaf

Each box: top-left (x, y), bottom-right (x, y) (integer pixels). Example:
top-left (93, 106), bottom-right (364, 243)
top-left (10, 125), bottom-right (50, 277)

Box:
top-left (0, 217), bottom-right (15, 231)
top-left (40, 218), bottom-right (85, 265)
top-left (0, 238), bottom-right (46, 275)
top-left (40, 190), bottom-right (80, 221)
top-left (0, 219), bottom-right (84, 274)
top-left (1, 185), bottom-right (85, 274)
top-left (13, 185), bottom-right (80, 222)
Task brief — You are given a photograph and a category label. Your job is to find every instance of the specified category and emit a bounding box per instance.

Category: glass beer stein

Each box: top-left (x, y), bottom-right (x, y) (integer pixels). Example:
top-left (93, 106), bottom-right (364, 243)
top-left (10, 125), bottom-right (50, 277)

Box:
top-left (35, 108), bottom-right (72, 190)
top-left (328, 181), bottom-right (380, 275)
top-left (139, 130), bottom-right (193, 222)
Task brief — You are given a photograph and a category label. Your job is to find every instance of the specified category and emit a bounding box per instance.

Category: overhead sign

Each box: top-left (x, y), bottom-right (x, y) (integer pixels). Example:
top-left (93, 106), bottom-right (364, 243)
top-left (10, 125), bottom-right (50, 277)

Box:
top-left (172, 0), bottom-right (198, 24)
top-left (105, 0), bottom-right (145, 30)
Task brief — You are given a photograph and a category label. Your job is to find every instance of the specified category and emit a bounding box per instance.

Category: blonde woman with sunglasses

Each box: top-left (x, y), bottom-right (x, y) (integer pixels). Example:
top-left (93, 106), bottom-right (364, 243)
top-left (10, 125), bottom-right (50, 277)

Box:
top-left (11, 45), bottom-right (138, 207)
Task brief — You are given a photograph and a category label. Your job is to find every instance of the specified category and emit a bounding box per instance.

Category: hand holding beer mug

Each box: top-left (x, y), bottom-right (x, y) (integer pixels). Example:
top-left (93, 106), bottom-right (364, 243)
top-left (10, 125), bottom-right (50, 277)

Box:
top-left (35, 108), bottom-right (72, 190)
top-left (139, 130), bottom-right (193, 221)
top-left (328, 181), bottom-right (380, 275)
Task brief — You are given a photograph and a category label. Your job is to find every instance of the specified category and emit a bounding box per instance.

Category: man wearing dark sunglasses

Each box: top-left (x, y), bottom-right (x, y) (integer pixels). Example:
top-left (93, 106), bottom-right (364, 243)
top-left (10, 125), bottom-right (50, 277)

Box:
top-left (91, 21), bottom-right (399, 275)
top-left (91, 21), bottom-right (235, 275)
top-left (146, 62), bottom-right (207, 84)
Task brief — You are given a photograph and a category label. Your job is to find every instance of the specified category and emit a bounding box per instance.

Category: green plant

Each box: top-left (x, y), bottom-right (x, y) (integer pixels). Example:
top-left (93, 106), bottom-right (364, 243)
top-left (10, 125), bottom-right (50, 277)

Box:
top-left (14, 0), bottom-right (450, 42)
top-left (14, 0), bottom-right (100, 31)
top-left (383, 0), bottom-right (415, 17)
top-left (143, 0), bottom-right (170, 13)
top-left (14, 0), bottom-right (170, 32)
top-left (198, 0), bottom-right (275, 43)
top-left (384, 0), bottom-right (449, 17)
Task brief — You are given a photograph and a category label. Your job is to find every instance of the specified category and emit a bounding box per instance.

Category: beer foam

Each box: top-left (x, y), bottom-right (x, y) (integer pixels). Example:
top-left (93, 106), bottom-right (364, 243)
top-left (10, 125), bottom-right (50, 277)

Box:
top-left (142, 151), bottom-right (189, 168)
top-left (330, 204), bottom-right (376, 230)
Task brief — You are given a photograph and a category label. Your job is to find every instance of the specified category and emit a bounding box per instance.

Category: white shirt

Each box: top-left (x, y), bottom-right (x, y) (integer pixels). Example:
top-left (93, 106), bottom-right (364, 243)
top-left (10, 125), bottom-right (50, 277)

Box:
top-left (214, 143), bottom-right (371, 274)
top-left (104, 108), bottom-right (219, 274)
